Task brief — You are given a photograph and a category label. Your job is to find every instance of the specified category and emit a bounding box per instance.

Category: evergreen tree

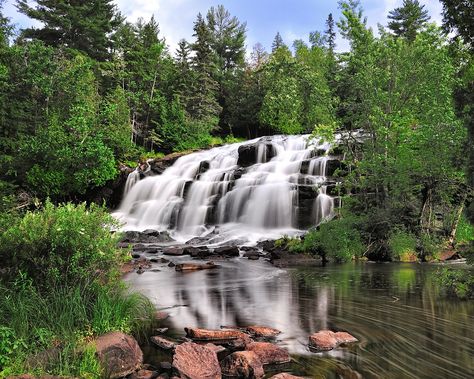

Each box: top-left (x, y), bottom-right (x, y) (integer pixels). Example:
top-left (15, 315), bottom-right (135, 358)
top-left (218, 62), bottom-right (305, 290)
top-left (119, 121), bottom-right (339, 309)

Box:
top-left (174, 39), bottom-right (194, 113)
top-left (387, 0), bottom-right (430, 42)
top-left (190, 13), bottom-right (221, 123)
top-left (272, 32), bottom-right (285, 52)
top-left (440, 0), bottom-right (474, 46)
top-left (16, 0), bottom-right (123, 61)
top-left (325, 13), bottom-right (337, 53)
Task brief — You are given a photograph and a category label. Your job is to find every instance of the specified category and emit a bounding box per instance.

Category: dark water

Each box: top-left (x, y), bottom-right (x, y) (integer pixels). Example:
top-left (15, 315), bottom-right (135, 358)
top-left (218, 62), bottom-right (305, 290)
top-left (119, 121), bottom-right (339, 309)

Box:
top-left (125, 258), bottom-right (474, 379)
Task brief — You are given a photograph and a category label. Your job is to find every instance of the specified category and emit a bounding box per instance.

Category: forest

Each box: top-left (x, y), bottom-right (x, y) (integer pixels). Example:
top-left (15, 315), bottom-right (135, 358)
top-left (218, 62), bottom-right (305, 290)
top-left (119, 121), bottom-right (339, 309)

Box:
top-left (0, 0), bottom-right (473, 378)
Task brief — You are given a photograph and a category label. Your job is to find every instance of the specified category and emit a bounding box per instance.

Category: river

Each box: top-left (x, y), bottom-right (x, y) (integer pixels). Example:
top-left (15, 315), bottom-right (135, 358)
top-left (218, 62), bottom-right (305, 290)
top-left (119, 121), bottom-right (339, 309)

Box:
top-left (125, 258), bottom-right (474, 379)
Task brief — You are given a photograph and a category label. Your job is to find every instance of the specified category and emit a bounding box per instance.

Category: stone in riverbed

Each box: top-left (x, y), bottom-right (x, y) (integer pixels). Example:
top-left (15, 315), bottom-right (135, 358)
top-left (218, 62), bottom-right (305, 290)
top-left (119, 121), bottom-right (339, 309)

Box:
top-left (175, 262), bottom-right (218, 272)
top-left (220, 351), bottom-right (265, 379)
top-left (150, 336), bottom-right (177, 350)
top-left (163, 247), bottom-right (184, 256)
top-left (270, 374), bottom-right (305, 379)
top-left (244, 326), bottom-right (281, 338)
top-left (129, 369), bottom-right (159, 379)
top-left (246, 342), bottom-right (291, 365)
top-left (95, 332), bottom-right (143, 379)
top-left (308, 330), bottom-right (358, 352)
top-left (213, 245), bottom-right (240, 257)
top-left (185, 327), bottom-right (249, 341)
top-left (172, 342), bottom-right (221, 379)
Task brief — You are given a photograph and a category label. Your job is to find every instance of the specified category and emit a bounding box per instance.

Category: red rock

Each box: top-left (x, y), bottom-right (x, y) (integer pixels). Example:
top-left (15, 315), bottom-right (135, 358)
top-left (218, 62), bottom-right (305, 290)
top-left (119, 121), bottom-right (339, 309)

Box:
top-left (308, 330), bottom-right (358, 352)
top-left (175, 262), bottom-right (218, 272)
top-left (155, 311), bottom-right (170, 321)
top-left (204, 343), bottom-right (227, 354)
top-left (308, 330), bottom-right (338, 352)
top-left (95, 332), bottom-right (143, 379)
top-left (185, 327), bottom-right (248, 341)
top-left (150, 335), bottom-right (177, 350)
top-left (334, 331), bottom-right (358, 344)
top-left (245, 342), bottom-right (291, 365)
top-left (270, 374), bottom-right (305, 379)
top-left (220, 351), bottom-right (265, 379)
top-left (172, 342), bottom-right (221, 379)
top-left (244, 326), bottom-right (281, 338)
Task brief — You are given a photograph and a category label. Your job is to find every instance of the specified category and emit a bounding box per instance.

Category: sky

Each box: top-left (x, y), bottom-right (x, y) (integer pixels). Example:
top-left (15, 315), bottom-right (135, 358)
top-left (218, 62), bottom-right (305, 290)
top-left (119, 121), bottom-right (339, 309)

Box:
top-left (2, 0), bottom-right (444, 54)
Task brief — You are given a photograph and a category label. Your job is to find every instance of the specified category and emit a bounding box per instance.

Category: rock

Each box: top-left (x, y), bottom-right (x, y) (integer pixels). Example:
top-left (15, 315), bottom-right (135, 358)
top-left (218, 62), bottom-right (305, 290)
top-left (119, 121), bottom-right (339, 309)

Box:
top-left (129, 369), bottom-right (158, 379)
top-left (163, 247), bottom-right (185, 256)
top-left (308, 330), bottom-right (338, 352)
top-left (132, 253), bottom-right (142, 259)
top-left (204, 343), bottom-right (227, 354)
top-left (257, 240), bottom-right (275, 252)
top-left (172, 342), bottom-right (221, 379)
top-left (333, 331), bottom-right (358, 345)
top-left (220, 351), bottom-right (265, 379)
top-left (121, 230), bottom-right (173, 244)
top-left (245, 252), bottom-right (260, 260)
top-left (246, 342), bottom-right (291, 365)
top-left (308, 330), bottom-right (357, 352)
top-left (244, 326), bottom-right (281, 339)
top-left (150, 336), bottom-right (177, 350)
top-left (270, 374), bottom-right (305, 379)
top-left (155, 327), bottom-right (169, 334)
top-left (168, 262), bottom-right (176, 267)
top-left (160, 361), bottom-right (173, 371)
top-left (175, 262), bottom-right (218, 272)
top-left (186, 246), bottom-right (212, 259)
top-left (185, 328), bottom-right (249, 341)
top-left (95, 332), bottom-right (143, 379)
top-left (213, 246), bottom-right (240, 257)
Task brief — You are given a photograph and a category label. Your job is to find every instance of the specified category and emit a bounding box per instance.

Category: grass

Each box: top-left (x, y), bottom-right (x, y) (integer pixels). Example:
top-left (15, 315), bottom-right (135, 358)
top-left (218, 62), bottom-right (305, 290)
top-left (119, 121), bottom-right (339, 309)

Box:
top-left (0, 280), bottom-right (155, 377)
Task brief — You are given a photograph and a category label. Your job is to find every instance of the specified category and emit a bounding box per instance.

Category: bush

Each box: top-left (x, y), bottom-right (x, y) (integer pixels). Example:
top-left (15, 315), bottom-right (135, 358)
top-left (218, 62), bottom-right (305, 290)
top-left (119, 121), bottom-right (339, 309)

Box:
top-left (298, 216), bottom-right (365, 262)
top-left (0, 201), bottom-right (127, 287)
top-left (455, 214), bottom-right (474, 244)
top-left (388, 230), bottom-right (417, 262)
top-left (436, 267), bottom-right (474, 300)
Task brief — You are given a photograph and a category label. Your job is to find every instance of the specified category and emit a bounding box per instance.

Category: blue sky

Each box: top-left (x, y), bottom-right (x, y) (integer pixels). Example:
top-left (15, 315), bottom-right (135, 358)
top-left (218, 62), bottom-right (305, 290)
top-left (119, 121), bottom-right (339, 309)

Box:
top-left (2, 0), bottom-right (444, 54)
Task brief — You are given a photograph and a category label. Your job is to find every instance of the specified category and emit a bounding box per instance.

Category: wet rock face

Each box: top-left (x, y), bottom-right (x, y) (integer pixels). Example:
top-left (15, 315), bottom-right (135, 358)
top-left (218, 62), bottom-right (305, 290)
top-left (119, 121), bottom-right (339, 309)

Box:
top-left (220, 351), bottom-right (265, 379)
top-left (120, 230), bottom-right (173, 244)
top-left (172, 342), bottom-right (221, 379)
top-left (95, 332), bottom-right (143, 379)
top-left (237, 143), bottom-right (275, 167)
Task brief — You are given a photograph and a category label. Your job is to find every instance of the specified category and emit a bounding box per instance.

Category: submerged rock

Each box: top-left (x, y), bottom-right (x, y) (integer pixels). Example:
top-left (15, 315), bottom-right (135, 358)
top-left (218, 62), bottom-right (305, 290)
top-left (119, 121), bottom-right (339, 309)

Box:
top-left (246, 342), bottom-right (291, 365)
top-left (95, 332), bottom-right (143, 379)
top-left (220, 351), bottom-right (265, 379)
top-left (185, 327), bottom-right (249, 341)
top-left (172, 342), bottom-right (221, 379)
top-left (270, 374), bottom-right (305, 379)
top-left (244, 326), bottom-right (281, 339)
top-left (163, 247), bottom-right (185, 256)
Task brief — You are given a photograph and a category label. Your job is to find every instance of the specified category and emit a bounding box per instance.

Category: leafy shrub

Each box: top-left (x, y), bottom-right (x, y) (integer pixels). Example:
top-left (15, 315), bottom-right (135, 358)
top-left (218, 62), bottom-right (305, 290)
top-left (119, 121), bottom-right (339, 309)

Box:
top-left (455, 214), bottom-right (474, 244)
top-left (0, 201), bottom-right (127, 286)
top-left (436, 268), bottom-right (474, 300)
top-left (298, 217), bottom-right (365, 262)
top-left (388, 230), bottom-right (417, 262)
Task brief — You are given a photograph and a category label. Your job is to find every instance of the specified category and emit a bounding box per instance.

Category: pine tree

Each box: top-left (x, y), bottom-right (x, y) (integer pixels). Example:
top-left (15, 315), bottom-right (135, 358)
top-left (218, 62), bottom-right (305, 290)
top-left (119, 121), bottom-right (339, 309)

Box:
top-left (387, 0), bottom-right (430, 42)
top-left (16, 0), bottom-right (123, 61)
top-left (325, 13), bottom-right (336, 53)
top-left (190, 13), bottom-right (221, 123)
top-left (272, 32), bottom-right (285, 52)
top-left (174, 39), bottom-right (194, 114)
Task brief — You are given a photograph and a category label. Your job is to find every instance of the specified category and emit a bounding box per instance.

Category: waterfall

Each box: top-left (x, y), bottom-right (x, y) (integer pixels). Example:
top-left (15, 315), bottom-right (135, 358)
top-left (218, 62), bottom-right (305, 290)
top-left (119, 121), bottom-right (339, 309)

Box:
top-left (114, 135), bottom-right (339, 243)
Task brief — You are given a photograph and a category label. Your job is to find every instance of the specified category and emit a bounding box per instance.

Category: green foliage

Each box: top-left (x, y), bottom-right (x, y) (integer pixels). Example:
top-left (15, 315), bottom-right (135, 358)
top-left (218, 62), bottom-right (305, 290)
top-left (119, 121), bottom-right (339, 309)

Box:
top-left (456, 214), bottom-right (474, 243)
top-left (0, 201), bottom-right (126, 286)
top-left (388, 230), bottom-right (417, 261)
top-left (387, 0), bottom-right (430, 41)
top-left (436, 267), bottom-right (474, 299)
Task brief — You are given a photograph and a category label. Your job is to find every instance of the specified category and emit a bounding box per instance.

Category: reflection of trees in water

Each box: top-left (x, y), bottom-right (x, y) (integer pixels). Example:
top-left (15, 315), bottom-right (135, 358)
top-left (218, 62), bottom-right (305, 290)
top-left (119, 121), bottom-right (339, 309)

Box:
top-left (129, 262), bottom-right (474, 378)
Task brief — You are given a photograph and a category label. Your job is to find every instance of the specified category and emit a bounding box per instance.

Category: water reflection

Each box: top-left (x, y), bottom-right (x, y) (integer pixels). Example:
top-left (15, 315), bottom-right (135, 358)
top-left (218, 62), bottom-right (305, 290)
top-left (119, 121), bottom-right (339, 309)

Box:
top-left (125, 260), bottom-right (474, 379)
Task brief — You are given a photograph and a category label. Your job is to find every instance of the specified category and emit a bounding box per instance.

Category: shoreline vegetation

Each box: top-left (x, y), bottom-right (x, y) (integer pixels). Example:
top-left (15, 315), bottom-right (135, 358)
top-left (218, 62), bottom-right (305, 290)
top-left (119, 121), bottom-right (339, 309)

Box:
top-left (0, 0), bottom-right (473, 377)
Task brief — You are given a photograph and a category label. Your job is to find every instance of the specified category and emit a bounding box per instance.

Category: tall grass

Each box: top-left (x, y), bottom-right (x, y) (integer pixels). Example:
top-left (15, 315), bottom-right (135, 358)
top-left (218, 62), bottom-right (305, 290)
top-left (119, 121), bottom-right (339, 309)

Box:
top-left (0, 280), bottom-right (154, 377)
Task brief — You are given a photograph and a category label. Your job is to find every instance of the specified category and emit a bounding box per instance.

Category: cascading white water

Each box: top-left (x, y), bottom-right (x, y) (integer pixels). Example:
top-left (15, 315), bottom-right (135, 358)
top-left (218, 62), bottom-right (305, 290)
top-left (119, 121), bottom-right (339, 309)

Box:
top-left (114, 135), bottom-right (339, 243)
top-left (124, 169), bottom-right (140, 196)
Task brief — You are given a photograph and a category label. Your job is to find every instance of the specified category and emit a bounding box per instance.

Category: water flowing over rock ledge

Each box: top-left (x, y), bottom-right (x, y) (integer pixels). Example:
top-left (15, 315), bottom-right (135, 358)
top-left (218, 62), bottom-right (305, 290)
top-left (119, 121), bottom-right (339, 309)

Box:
top-left (114, 135), bottom-right (345, 246)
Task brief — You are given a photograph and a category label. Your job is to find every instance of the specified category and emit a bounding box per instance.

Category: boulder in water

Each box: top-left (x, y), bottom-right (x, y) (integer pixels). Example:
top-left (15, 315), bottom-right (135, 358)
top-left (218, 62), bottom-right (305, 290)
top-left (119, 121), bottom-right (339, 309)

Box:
top-left (185, 328), bottom-right (249, 341)
top-left (270, 374), bottom-right (305, 379)
top-left (308, 330), bottom-right (358, 352)
top-left (150, 335), bottom-right (178, 350)
top-left (163, 247), bottom-right (184, 256)
top-left (244, 326), bottom-right (281, 339)
top-left (172, 342), bottom-right (221, 379)
top-left (213, 246), bottom-right (240, 257)
top-left (220, 351), bottom-right (265, 379)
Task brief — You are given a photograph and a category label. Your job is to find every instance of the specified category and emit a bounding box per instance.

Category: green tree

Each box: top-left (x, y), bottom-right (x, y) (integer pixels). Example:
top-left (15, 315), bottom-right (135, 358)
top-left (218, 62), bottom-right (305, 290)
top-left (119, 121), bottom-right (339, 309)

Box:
top-left (387, 0), bottom-right (431, 42)
top-left (17, 0), bottom-right (123, 61)
top-left (189, 13), bottom-right (221, 124)
top-left (272, 32), bottom-right (285, 52)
